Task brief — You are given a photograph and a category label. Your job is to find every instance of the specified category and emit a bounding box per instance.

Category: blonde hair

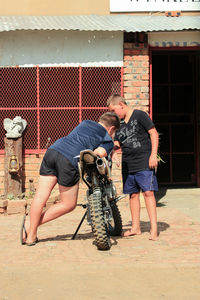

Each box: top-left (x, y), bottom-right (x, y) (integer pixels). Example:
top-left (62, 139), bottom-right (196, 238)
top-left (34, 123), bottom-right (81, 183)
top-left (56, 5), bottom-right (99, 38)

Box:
top-left (107, 94), bottom-right (127, 106)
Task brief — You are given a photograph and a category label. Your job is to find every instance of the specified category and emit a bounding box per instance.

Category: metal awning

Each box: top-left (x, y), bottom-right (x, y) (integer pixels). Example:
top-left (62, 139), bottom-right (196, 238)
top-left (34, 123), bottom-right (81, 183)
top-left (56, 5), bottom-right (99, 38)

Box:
top-left (0, 15), bottom-right (200, 32)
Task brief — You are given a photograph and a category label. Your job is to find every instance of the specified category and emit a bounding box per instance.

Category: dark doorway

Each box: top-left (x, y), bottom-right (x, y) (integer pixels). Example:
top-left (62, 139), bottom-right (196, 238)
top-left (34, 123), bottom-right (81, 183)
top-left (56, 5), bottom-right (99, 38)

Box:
top-left (152, 50), bottom-right (199, 186)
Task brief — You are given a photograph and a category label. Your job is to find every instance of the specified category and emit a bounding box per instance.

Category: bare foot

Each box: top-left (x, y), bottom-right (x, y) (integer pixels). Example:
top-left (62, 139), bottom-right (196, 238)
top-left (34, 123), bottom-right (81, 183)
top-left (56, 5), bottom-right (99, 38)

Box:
top-left (149, 232), bottom-right (158, 241)
top-left (121, 229), bottom-right (141, 237)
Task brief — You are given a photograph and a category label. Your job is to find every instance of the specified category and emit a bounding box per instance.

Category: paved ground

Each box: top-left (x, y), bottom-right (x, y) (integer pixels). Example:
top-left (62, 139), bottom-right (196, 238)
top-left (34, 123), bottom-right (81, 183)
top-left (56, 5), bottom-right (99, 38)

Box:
top-left (0, 188), bottom-right (200, 300)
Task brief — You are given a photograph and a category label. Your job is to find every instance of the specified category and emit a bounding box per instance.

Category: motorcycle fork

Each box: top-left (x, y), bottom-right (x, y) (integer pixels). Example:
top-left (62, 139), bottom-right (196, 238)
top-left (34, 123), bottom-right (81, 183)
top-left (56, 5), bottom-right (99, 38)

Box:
top-left (72, 172), bottom-right (101, 239)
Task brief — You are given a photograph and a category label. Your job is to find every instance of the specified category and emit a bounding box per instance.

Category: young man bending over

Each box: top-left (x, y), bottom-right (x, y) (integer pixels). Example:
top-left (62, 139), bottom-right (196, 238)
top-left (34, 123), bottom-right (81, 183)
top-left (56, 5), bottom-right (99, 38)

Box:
top-left (21, 112), bottom-right (120, 246)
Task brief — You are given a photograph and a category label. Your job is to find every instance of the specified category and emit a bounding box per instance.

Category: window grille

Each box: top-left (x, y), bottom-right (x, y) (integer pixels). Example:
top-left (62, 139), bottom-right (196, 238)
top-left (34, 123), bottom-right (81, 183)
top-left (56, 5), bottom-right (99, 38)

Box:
top-left (0, 66), bottom-right (123, 153)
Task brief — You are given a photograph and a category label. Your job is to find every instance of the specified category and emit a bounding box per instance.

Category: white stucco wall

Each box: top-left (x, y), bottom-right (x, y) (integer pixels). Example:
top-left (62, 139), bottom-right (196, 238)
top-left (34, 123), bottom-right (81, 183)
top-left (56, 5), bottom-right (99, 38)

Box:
top-left (0, 30), bottom-right (123, 67)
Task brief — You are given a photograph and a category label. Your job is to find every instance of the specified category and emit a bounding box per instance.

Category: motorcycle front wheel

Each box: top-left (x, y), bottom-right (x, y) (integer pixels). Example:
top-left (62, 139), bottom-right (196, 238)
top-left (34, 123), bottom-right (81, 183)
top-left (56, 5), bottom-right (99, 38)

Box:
top-left (107, 201), bottom-right (123, 236)
top-left (88, 188), bottom-right (111, 251)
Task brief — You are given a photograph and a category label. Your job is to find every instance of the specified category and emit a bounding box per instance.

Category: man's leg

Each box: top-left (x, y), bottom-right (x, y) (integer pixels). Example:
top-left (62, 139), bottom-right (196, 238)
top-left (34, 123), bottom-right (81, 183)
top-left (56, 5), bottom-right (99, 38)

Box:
top-left (38, 182), bottom-right (79, 224)
top-left (143, 190), bottom-right (158, 240)
top-left (26, 178), bottom-right (79, 244)
top-left (25, 175), bottom-right (57, 243)
top-left (122, 192), bottom-right (141, 237)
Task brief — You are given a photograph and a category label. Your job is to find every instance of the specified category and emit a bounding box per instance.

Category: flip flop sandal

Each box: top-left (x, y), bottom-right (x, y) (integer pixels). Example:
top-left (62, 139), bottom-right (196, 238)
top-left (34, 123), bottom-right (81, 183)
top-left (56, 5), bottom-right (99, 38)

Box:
top-left (20, 214), bottom-right (39, 246)
top-left (25, 238), bottom-right (39, 247)
top-left (20, 214), bottom-right (27, 245)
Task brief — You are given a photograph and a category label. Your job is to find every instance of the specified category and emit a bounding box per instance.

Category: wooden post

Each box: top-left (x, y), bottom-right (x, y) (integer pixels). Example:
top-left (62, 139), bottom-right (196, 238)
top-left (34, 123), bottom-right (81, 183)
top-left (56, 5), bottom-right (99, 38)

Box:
top-left (4, 137), bottom-right (23, 197)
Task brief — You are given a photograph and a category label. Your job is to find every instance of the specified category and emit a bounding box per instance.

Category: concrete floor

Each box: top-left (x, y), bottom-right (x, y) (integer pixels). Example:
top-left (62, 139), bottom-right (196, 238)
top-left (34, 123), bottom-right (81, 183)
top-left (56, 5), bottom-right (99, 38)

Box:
top-left (156, 187), bottom-right (200, 222)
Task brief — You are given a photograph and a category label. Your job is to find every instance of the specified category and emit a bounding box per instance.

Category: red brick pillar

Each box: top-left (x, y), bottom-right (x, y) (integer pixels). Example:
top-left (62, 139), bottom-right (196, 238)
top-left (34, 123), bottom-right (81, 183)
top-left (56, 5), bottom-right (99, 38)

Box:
top-left (123, 42), bottom-right (149, 113)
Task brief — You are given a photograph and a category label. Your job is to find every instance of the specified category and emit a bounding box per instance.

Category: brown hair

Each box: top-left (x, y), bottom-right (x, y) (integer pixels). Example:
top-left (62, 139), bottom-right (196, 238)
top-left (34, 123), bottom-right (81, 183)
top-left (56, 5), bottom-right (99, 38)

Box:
top-left (99, 112), bottom-right (120, 130)
top-left (107, 94), bottom-right (127, 106)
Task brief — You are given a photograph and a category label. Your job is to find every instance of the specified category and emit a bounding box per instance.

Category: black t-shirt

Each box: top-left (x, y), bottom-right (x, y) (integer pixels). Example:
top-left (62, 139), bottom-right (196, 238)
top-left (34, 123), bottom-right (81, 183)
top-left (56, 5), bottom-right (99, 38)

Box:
top-left (115, 109), bottom-right (155, 174)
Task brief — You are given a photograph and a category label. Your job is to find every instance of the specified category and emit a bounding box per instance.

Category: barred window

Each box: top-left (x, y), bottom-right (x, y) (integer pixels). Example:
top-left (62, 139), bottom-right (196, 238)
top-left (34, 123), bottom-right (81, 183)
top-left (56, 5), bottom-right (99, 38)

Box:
top-left (0, 66), bottom-right (123, 153)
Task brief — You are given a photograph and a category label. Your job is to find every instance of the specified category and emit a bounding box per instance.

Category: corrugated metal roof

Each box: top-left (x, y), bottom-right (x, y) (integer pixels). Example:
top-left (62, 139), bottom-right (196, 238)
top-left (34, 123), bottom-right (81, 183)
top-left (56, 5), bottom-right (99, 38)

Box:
top-left (0, 15), bottom-right (200, 32)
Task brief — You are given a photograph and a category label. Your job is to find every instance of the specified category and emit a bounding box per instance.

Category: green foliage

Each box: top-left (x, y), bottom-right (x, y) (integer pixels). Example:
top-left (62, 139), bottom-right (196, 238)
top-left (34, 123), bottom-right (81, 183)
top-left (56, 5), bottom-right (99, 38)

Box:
top-left (157, 153), bottom-right (165, 164)
top-left (7, 194), bottom-right (15, 200)
top-left (157, 132), bottom-right (165, 164)
top-left (24, 191), bottom-right (35, 199)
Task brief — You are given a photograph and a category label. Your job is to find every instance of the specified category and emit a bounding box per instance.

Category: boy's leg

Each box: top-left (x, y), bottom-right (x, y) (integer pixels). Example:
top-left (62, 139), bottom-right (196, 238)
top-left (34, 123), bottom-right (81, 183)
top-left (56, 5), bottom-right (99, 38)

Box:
top-left (143, 190), bottom-right (158, 240)
top-left (122, 192), bottom-right (141, 237)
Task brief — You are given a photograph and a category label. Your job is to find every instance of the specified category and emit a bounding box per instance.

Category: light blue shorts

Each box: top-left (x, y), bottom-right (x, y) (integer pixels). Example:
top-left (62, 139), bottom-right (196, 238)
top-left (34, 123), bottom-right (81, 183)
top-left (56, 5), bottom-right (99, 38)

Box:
top-left (123, 170), bottom-right (158, 194)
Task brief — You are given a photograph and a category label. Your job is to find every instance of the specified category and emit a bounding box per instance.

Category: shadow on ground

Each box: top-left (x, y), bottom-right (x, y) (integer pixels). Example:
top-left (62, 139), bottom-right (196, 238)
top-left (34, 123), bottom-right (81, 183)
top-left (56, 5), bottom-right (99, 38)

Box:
top-left (38, 231), bottom-right (94, 243)
top-left (155, 187), bottom-right (167, 207)
top-left (124, 220), bottom-right (170, 234)
top-left (37, 219), bottom-right (170, 246)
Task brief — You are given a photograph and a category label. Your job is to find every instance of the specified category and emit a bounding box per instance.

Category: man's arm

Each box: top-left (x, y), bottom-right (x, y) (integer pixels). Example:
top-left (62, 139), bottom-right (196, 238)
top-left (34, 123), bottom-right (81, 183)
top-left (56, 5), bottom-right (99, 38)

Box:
top-left (148, 127), bottom-right (159, 169)
top-left (93, 146), bottom-right (108, 157)
top-left (94, 141), bottom-right (121, 165)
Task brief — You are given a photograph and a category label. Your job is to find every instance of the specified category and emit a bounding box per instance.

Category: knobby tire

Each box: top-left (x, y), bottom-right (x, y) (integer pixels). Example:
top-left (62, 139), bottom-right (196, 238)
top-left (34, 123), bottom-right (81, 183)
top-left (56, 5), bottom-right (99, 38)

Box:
top-left (108, 202), bottom-right (123, 236)
top-left (88, 188), bottom-right (111, 251)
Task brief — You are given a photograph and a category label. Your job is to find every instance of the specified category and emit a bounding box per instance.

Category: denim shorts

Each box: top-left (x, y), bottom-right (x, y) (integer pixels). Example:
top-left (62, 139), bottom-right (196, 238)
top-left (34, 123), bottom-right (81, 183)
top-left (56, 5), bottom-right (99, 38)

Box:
top-left (123, 170), bottom-right (158, 194)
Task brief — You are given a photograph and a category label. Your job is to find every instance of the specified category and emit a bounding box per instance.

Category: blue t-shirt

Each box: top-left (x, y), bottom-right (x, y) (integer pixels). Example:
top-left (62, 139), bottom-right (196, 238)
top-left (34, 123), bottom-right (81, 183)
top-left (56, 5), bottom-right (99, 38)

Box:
top-left (50, 120), bottom-right (114, 169)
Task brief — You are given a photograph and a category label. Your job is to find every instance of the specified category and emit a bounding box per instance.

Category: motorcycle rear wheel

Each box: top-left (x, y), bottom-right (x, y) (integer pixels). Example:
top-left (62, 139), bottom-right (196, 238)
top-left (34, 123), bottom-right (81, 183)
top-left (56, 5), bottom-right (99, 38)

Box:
top-left (88, 188), bottom-right (111, 251)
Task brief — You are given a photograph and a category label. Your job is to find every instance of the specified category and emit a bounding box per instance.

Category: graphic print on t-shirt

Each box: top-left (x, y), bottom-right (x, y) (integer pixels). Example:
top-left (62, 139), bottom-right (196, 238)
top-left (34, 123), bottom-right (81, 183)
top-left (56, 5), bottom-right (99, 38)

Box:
top-left (117, 119), bottom-right (141, 149)
top-left (115, 110), bottom-right (154, 173)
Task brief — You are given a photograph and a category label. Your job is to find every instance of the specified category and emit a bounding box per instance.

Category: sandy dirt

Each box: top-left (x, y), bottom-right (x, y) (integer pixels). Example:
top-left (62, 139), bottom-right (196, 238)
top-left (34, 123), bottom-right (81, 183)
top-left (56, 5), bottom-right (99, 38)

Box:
top-left (1, 193), bottom-right (200, 300)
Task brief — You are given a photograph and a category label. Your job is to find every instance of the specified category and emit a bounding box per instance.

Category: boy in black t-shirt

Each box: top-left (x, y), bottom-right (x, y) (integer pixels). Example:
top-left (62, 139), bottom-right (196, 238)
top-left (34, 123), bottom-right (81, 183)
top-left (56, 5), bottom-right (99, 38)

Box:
top-left (21, 112), bottom-right (120, 246)
top-left (107, 94), bottom-right (159, 241)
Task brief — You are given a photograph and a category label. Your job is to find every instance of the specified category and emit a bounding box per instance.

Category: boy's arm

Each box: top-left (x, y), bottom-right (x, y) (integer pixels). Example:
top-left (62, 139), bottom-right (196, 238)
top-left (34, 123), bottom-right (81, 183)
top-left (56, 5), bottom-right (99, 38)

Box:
top-left (111, 141), bottom-right (121, 167)
top-left (148, 127), bottom-right (159, 169)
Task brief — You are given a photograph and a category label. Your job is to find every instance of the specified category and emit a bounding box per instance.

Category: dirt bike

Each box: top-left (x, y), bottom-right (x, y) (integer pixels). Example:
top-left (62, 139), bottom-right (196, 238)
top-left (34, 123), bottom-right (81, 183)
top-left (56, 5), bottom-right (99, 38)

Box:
top-left (72, 149), bottom-right (124, 251)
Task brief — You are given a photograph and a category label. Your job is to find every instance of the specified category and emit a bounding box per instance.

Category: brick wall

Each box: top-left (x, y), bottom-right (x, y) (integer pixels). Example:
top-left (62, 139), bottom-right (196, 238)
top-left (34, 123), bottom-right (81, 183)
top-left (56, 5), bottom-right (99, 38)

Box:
top-left (23, 154), bottom-right (43, 192)
top-left (0, 153), bottom-right (43, 197)
top-left (123, 42), bottom-right (150, 112)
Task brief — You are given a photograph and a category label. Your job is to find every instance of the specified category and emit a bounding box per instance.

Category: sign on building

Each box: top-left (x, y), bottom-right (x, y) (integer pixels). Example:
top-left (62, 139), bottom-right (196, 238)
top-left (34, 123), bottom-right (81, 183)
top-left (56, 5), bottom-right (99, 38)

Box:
top-left (110, 0), bottom-right (200, 12)
top-left (148, 31), bottom-right (200, 47)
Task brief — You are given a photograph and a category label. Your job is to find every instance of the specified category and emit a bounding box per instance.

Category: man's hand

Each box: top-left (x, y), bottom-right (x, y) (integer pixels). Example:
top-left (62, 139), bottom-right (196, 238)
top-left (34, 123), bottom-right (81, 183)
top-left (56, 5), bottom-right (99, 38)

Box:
top-left (94, 147), bottom-right (107, 157)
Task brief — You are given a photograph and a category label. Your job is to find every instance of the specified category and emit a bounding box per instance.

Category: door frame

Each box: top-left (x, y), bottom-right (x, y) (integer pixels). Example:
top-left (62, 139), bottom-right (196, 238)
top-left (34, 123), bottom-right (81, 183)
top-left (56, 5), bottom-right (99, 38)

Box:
top-left (149, 46), bottom-right (200, 187)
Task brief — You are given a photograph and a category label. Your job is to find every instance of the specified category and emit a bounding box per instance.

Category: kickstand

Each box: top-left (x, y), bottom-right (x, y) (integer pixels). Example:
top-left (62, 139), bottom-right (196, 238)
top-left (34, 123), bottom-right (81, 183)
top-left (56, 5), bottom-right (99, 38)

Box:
top-left (71, 204), bottom-right (88, 240)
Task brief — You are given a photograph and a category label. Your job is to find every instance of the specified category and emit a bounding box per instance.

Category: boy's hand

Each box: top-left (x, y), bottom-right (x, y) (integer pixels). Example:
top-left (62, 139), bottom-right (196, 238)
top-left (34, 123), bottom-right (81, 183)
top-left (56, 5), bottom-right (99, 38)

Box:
top-left (112, 151), bottom-right (120, 167)
top-left (149, 154), bottom-right (158, 169)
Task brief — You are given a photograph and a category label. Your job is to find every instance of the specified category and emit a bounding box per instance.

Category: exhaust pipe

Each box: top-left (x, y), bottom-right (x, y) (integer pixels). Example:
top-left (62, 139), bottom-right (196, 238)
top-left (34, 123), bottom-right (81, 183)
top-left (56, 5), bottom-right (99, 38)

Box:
top-left (96, 158), bottom-right (106, 175)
